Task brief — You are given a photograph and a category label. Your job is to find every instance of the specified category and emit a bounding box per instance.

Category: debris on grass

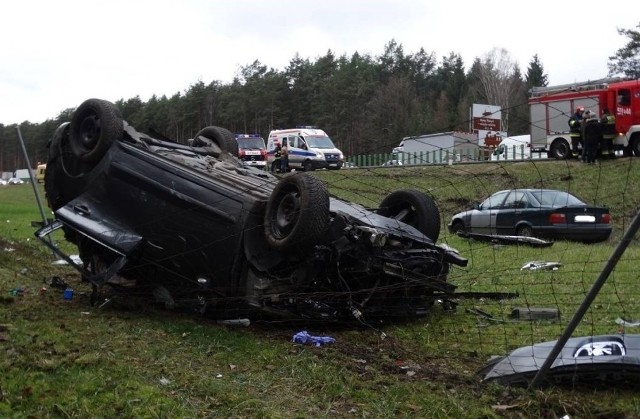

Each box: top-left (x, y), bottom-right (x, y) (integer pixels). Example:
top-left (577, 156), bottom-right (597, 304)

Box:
top-left (521, 261), bottom-right (562, 271)
top-left (616, 317), bottom-right (640, 327)
top-left (292, 331), bottom-right (336, 346)
top-left (510, 307), bottom-right (560, 321)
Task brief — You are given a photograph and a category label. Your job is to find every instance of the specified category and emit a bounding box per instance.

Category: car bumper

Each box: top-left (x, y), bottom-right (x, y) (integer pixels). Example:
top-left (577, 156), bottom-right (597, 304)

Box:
top-left (242, 161), bottom-right (267, 167)
top-left (310, 160), bottom-right (329, 169)
top-left (534, 225), bottom-right (612, 242)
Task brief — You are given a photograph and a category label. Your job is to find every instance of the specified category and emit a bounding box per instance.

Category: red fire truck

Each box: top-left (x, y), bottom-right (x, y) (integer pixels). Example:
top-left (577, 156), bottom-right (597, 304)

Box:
top-left (529, 78), bottom-right (640, 159)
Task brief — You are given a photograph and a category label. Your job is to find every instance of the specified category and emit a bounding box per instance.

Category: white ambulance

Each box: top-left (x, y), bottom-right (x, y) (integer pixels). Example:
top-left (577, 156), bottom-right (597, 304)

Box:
top-left (266, 127), bottom-right (344, 172)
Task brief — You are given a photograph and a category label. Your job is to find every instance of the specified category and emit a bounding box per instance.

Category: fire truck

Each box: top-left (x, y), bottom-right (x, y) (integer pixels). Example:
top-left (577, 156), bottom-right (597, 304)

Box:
top-left (529, 78), bottom-right (640, 159)
top-left (235, 134), bottom-right (267, 168)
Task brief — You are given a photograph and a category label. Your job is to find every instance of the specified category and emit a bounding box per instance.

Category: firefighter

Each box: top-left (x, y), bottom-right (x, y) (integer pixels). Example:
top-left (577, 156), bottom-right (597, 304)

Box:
top-left (280, 139), bottom-right (289, 172)
top-left (582, 111), bottom-right (601, 164)
top-left (600, 108), bottom-right (616, 158)
top-left (272, 145), bottom-right (282, 172)
top-left (568, 106), bottom-right (585, 158)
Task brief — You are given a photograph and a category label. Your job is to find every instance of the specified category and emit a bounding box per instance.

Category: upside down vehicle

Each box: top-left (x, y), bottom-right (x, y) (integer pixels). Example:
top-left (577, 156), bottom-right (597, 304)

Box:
top-left (37, 98), bottom-right (467, 324)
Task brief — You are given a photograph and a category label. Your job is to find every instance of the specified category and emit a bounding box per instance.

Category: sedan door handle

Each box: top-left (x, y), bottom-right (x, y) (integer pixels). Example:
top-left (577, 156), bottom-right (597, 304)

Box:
top-left (72, 204), bottom-right (91, 216)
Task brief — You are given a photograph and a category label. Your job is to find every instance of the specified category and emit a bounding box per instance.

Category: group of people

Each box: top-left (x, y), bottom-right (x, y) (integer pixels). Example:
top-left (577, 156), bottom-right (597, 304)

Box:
top-left (272, 141), bottom-right (289, 172)
top-left (568, 106), bottom-right (616, 163)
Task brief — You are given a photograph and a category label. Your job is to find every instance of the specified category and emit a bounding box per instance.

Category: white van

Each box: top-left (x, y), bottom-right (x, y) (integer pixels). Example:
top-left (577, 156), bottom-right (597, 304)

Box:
top-left (266, 127), bottom-right (344, 172)
top-left (491, 135), bottom-right (532, 160)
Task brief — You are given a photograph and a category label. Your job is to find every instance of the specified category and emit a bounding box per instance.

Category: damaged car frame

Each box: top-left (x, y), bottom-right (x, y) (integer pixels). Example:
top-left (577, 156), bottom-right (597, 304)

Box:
top-left (37, 98), bottom-right (467, 324)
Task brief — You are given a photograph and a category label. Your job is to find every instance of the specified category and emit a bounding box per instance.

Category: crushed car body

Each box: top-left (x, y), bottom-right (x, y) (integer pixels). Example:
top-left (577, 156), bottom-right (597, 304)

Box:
top-left (37, 98), bottom-right (467, 324)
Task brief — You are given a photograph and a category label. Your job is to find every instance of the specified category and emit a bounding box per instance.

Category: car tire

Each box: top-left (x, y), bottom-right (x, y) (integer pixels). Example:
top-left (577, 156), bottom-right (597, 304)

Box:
top-left (516, 224), bottom-right (534, 237)
top-left (193, 126), bottom-right (238, 157)
top-left (70, 98), bottom-right (123, 163)
top-left (632, 137), bottom-right (640, 157)
top-left (549, 138), bottom-right (570, 160)
top-left (450, 220), bottom-right (466, 234)
top-left (377, 189), bottom-right (441, 242)
top-left (264, 173), bottom-right (329, 251)
top-left (303, 160), bottom-right (314, 172)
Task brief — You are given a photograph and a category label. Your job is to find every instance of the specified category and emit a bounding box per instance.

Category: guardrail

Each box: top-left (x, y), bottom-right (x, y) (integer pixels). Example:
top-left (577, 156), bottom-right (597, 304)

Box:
top-left (345, 146), bottom-right (546, 168)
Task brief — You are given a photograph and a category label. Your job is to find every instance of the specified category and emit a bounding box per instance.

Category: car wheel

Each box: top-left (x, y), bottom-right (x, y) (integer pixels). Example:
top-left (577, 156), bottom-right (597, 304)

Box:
top-left (632, 136), bottom-right (640, 157)
top-left (516, 224), bottom-right (534, 237)
top-left (450, 220), bottom-right (466, 234)
top-left (377, 189), bottom-right (441, 242)
top-left (264, 173), bottom-right (329, 251)
top-left (303, 160), bottom-right (314, 172)
top-left (193, 126), bottom-right (238, 157)
top-left (70, 98), bottom-right (123, 163)
top-left (549, 139), bottom-right (570, 160)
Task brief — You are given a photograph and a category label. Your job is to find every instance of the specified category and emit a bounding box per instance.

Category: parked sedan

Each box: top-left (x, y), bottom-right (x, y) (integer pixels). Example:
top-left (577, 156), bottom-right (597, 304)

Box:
top-left (37, 98), bottom-right (467, 324)
top-left (447, 189), bottom-right (612, 243)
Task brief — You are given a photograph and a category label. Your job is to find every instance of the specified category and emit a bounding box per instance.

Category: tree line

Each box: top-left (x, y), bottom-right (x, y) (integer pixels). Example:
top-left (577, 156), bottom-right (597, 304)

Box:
top-left (2, 24), bottom-right (638, 172)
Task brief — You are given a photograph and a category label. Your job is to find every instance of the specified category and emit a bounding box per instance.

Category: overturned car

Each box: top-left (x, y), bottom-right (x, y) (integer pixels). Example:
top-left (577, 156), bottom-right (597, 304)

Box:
top-left (37, 98), bottom-right (467, 324)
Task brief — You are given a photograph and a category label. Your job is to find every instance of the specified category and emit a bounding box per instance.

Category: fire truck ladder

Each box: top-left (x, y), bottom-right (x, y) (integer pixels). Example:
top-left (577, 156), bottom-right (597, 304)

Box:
top-left (529, 77), bottom-right (625, 98)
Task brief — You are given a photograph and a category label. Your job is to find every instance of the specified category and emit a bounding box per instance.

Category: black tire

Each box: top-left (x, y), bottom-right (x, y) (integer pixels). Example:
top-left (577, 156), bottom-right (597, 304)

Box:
top-left (377, 189), bottom-right (441, 242)
top-left (193, 126), bottom-right (238, 157)
top-left (70, 98), bottom-right (122, 163)
top-left (632, 137), bottom-right (640, 157)
top-left (264, 173), bottom-right (329, 251)
top-left (549, 138), bottom-right (571, 160)
top-left (516, 224), bottom-right (534, 237)
top-left (450, 220), bottom-right (466, 234)
top-left (303, 160), bottom-right (314, 172)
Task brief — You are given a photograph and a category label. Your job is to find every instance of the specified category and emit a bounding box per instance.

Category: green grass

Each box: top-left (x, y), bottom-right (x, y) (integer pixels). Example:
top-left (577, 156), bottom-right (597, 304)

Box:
top-left (2, 158), bottom-right (640, 418)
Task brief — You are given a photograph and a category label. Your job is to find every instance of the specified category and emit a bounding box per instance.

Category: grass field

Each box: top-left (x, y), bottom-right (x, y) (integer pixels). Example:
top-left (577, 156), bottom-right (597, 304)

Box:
top-left (2, 157), bottom-right (640, 418)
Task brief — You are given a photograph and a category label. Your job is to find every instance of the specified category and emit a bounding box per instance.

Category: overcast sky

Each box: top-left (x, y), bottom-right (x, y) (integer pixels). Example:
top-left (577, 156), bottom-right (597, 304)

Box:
top-left (1, 0), bottom-right (637, 125)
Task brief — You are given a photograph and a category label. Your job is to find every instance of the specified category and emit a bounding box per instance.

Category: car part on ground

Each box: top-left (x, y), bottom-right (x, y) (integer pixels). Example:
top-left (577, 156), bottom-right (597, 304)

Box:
top-left (456, 231), bottom-right (553, 248)
top-left (37, 98), bottom-right (467, 325)
top-left (448, 189), bottom-right (612, 243)
top-left (480, 334), bottom-right (640, 388)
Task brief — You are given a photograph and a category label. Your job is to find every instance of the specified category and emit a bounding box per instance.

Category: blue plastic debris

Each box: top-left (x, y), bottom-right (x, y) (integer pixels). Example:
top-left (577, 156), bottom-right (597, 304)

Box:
top-left (292, 331), bottom-right (336, 346)
top-left (9, 288), bottom-right (25, 297)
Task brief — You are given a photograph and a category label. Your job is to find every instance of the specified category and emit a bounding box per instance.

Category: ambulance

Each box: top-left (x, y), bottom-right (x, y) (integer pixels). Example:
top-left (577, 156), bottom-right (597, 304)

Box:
top-left (266, 127), bottom-right (344, 172)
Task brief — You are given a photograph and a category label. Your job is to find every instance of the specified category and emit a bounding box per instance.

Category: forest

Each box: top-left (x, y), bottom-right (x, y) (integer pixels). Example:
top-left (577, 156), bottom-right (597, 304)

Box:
top-left (3, 25), bottom-right (638, 173)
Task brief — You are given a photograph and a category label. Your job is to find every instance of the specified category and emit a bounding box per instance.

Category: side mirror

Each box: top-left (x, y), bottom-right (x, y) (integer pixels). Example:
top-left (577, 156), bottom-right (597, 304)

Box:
top-left (472, 202), bottom-right (480, 210)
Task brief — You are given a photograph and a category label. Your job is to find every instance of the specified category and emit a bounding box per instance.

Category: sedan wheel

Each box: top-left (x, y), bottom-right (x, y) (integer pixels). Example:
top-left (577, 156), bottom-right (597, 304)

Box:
top-left (377, 189), bottom-right (441, 242)
top-left (516, 224), bottom-right (534, 237)
top-left (70, 98), bottom-right (123, 163)
top-left (264, 173), bottom-right (329, 251)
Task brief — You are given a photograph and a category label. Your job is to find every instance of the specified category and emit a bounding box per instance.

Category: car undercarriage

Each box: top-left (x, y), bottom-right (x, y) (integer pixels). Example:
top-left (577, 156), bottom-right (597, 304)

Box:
top-left (37, 98), bottom-right (467, 324)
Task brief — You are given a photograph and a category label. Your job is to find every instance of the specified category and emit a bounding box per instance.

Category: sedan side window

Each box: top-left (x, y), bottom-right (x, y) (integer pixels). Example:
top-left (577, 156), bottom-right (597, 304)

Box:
top-left (480, 191), bottom-right (509, 210)
top-left (503, 191), bottom-right (528, 209)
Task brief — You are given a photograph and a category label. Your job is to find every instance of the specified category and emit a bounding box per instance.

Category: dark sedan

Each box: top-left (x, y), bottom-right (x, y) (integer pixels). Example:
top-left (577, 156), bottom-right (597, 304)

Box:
top-left (36, 98), bottom-right (467, 324)
top-left (447, 189), bottom-right (612, 243)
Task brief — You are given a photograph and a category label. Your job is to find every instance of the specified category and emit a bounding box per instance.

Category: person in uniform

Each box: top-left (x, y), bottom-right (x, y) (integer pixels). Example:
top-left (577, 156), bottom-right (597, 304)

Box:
top-left (568, 106), bottom-right (585, 158)
top-left (582, 110), bottom-right (601, 164)
top-left (600, 108), bottom-right (616, 158)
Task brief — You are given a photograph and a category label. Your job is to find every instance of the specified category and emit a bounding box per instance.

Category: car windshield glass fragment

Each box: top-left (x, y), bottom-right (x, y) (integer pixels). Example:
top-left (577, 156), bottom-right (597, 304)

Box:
top-left (304, 136), bottom-right (336, 149)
